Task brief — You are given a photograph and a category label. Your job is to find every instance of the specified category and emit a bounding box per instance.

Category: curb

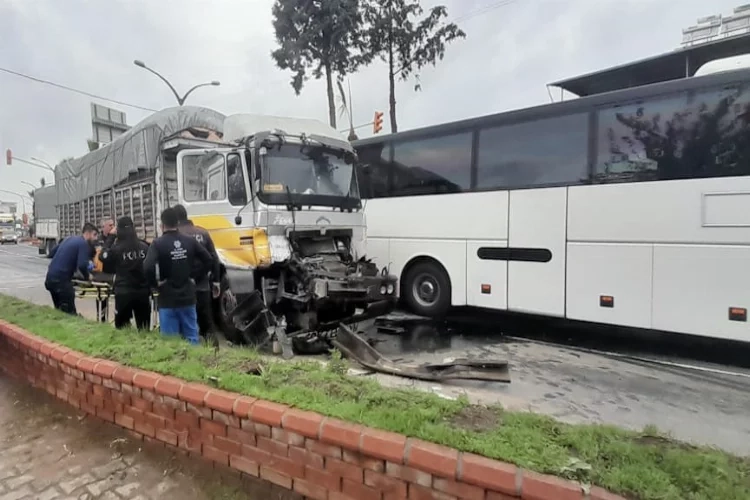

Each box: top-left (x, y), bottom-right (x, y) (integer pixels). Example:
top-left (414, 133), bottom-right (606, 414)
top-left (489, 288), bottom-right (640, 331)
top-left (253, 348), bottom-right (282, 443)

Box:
top-left (0, 320), bottom-right (625, 500)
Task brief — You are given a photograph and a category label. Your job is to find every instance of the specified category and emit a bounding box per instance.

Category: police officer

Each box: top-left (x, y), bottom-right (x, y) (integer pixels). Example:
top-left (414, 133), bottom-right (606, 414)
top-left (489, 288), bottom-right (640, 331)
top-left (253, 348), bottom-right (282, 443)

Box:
top-left (45, 223), bottom-right (99, 315)
top-left (173, 204), bottom-right (220, 339)
top-left (100, 216), bottom-right (151, 330)
top-left (143, 207), bottom-right (214, 344)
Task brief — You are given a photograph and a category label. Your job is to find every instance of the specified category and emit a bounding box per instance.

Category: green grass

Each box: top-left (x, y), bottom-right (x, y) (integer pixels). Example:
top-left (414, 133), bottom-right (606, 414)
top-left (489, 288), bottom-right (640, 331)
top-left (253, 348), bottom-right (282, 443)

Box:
top-left (1, 294), bottom-right (748, 500)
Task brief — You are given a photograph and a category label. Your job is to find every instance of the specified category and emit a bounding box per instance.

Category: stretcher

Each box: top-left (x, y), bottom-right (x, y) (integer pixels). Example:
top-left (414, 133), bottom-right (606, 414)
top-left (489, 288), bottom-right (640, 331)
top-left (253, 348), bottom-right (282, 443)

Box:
top-left (72, 276), bottom-right (159, 330)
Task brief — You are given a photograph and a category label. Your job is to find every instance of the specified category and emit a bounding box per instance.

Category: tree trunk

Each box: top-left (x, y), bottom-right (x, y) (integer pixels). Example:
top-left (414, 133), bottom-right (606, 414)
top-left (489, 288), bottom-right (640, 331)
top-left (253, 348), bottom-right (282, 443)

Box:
top-left (388, 38), bottom-right (397, 133)
top-left (325, 64), bottom-right (336, 129)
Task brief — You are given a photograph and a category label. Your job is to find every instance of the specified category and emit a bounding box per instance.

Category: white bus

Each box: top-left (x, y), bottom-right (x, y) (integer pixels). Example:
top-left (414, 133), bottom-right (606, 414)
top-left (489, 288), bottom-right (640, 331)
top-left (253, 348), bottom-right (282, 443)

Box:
top-left (353, 65), bottom-right (750, 343)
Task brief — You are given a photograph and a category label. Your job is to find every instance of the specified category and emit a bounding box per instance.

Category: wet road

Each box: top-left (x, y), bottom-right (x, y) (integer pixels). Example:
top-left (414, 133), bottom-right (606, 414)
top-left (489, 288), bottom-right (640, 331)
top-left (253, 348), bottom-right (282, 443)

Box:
top-left (2, 243), bottom-right (750, 455)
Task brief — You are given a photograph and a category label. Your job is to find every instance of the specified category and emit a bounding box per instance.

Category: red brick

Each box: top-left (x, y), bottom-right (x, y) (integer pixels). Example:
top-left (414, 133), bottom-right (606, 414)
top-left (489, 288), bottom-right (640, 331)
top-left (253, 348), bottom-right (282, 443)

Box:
top-left (96, 407), bottom-right (115, 423)
top-left (408, 483), bottom-right (456, 500)
top-left (257, 436), bottom-right (289, 457)
top-left (230, 455), bottom-right (259, 477)
top-left (282, 409), bottom-right (324, 438)
top-left (361, 428), bottom-right (407, 464)
top-left (343, 449), bottom-right (385, 472)
top-left (272, 427), bottom-right (305, 447)
top-left (163, 395), bottom-right (187, 411)
top-left (249, 400), bottom-right (288, 427)
top-left (112, 392), bottom-right (132, 405)
top-left (121, 383), bottom-right (140, 396)
top-left (294, 478), bottom-right (328, 500)
top-left (267, 455), bottom-right (305, 478)
top-left (39, 342), bottom-right (55, 357)
top-left (227, 426), bottom-right (256, 447)
top-left (115, 412), bottom-right (135, 430)
top-left (406, 440), bottom-right (458, 479)
top-left (186, 402), bottom-right (212, 419)
top-left (156, 429), bottom-right (179, 447)
top-left (102, 378), bottom-right (120, 390)
top-left (92, 384), bottom-right (109, 398)
top-left (320, 419), bottom-right (363, 451)
top-left (242, 444), bottom-right (271, 464)
top-left (50, 347), bottom-right (70, 361)
top-left (365, 469), bottom-right (407, 497)
top-left (152, 402), bottom-right (176, 420)
top-left (154, 376), bottom-right (182, 398)
top-left (250, 422), bottom-right (271, 437)
top-left (212, 410), bottom-right (240, 428)
top-left (145, 412), bottom-right (168, 430)
top-left (179, 384), bottom-right (209, 406)
top-left (132, 371), bottom-right (160, 390)
top-left (175, 410), bottom-right (199, 430)
top-left (214, 435), bottom-right (243, 456)
top-left (433, 478), bottom-right (485, 500)
top-left (124, 406), bottom-right (144, 422)
top-left (343, 478), bottom-right (381, 500)
top-left (61, 351), bottom-right (82, 368)
top-left (203, 445), bottom-right (229, 466)
top-left (232, 396), bottom-right (256, 418)
top-left (386, 462), bottom-right (432, 487)
top-left (93, 360), bottom-right (117, 378)
top-left (88, 393), bottom-right (104, 409)
top-left (85, 373), bottom-right (102, 385)
top-left (141, 389), bottom-right (161, 403)
top-left (134, 420), bottom-right (156, 438)
top-left (289, 446), bottom-right (324, 468)
top-left (460, 454), bottom-right (517, 495)
top-left (326, 457), bottom-right (364, 482)
top-left (589, 486), bottom-right (627, 500)
top-left (179, 432), bottom-right (201, 453)
top-left (305, 465), bottom-right (342, 491)
top-left (205, 390), bottom-right (236, 414)
top-left (260, 466), bottom-right (292, 489)
top-left (521, 470), bottom-right (582, 500)
top-left (112, 367), bottom-right (137, 384)
top-left (486, 492), bottom-right (518, 500)
top-left (131, 396), bottom-right (153, 413)
top-left (200, 417), bottom-right (227, 437)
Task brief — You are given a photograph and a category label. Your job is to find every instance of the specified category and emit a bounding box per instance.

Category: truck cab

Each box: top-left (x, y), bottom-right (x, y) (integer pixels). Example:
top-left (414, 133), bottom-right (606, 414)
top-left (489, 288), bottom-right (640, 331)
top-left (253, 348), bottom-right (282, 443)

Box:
top-left (175, 114), bottom-right (397, 352)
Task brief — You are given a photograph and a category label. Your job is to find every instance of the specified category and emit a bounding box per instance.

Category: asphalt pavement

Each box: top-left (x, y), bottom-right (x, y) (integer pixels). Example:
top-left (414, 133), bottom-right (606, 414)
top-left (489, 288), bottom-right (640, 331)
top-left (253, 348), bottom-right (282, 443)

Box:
top-left (2, 242), bottom-right (750, 456)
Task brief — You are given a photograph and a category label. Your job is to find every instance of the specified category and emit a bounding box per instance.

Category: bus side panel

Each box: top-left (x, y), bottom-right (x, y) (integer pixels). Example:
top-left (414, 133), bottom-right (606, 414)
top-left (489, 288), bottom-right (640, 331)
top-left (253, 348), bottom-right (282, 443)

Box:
top-left (507, 187), bottom-right (567, 317)
top-left (653, 246), bottom-right (750, 341)
top-left (466, 240), bottom-right (508, 309)
top-left (566, 242), bottom-right (653, 329)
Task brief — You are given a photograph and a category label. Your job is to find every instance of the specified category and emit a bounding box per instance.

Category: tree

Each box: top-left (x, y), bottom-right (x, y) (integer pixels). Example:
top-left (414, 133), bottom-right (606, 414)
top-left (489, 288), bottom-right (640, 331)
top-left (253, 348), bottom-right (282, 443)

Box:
top-left (362, 0), bottom-right (464, 132)
top-left (271, 0), bottom-right (368, 129)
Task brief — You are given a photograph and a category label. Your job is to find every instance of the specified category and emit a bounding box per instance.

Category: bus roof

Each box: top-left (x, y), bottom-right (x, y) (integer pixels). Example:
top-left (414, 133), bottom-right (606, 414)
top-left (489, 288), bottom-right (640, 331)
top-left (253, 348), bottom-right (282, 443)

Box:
top-left (354, 66), bottom-right (750, 146)
top-left (549, 31), bottom-right (750, 97)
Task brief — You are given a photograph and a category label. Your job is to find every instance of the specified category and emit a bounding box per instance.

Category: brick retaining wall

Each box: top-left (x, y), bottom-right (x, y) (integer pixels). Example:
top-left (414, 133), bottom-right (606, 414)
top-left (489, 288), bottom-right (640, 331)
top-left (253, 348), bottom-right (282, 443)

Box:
top-left (0, 320), bottom-right (624, 500)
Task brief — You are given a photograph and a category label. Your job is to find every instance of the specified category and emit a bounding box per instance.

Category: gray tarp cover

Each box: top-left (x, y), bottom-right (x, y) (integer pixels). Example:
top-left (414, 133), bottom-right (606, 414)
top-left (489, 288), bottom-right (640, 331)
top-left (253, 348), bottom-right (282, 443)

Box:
top-left (55, 106), bottom-right (226, 204)
top-left (33, 185), bottom-right (57, 219)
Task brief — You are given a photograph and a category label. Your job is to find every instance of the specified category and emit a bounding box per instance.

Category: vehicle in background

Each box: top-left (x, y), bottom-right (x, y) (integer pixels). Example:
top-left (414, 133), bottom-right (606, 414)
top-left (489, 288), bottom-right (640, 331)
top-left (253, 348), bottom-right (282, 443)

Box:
top-left (33, 185), bottom-right (59, 257)
top-left (54, 107), bottom-right (396, 353)
top-left (353, 60), bottom-right (750, 344)
top-left (0, 214), bottom-right (16, 245)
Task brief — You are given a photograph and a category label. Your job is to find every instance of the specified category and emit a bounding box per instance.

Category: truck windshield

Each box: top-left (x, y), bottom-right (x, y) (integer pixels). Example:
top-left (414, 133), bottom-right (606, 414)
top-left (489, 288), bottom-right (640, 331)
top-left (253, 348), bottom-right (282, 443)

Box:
top-left (259, 146), bottom-right (359, 204)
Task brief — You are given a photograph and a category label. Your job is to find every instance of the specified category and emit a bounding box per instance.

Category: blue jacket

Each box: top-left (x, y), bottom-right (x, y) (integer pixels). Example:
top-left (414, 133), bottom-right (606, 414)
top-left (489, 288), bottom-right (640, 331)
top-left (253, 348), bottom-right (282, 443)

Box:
top-left (46, 236), bottom-right (91, 282)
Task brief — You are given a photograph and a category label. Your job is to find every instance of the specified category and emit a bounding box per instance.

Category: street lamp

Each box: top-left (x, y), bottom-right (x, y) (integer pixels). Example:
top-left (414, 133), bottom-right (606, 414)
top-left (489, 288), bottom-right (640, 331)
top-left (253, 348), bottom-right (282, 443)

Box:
top-left (20, 181), bottom-right (37, 191)
top-left (5, 150), bottom-right (55, 173)
top-left (133, 60), bottom-right (220, 106)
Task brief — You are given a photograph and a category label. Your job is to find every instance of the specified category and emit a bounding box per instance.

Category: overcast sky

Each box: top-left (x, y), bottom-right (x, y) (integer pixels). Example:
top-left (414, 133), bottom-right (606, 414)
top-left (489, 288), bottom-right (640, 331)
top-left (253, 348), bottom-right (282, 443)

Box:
top-left (0, 0), bottom-right (742, 212)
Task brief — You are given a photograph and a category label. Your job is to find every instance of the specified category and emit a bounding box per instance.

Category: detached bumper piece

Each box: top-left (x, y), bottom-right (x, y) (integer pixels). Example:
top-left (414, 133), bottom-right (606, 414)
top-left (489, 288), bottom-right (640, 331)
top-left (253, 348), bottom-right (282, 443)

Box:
top-left (332, 324), bottom-right (511, 383)
top-left (313, 273), bottom-right (398, 302)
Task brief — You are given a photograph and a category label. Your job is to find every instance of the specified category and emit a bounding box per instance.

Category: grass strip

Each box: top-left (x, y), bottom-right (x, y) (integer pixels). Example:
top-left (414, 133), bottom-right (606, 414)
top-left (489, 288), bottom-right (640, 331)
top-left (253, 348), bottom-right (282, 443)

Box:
top-left (0, 294), bottom-right (747, 500)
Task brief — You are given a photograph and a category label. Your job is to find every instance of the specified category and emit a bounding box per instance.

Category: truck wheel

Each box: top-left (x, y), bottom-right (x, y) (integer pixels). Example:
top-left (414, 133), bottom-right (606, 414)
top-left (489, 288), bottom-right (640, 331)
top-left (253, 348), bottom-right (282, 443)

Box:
top-left (45, 240), bottom-right (54, 258)
top-left (217, 277), bottom-right (244, 345)
top-left (402, 261), bottom-right (451, 317)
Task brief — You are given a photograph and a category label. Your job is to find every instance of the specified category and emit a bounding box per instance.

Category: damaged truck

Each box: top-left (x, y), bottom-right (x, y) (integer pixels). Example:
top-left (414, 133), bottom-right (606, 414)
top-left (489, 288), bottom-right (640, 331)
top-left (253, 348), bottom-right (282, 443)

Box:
top-left (54, 106), bottom-right (397, 355)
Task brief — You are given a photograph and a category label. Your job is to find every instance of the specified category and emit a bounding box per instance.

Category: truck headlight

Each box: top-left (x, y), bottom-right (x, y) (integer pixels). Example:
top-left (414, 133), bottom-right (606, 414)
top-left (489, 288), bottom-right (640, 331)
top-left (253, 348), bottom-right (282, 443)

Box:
top-left (380, 285), bottom-right (387, 295)
top-left (252, 228), bottom-right (272, 268)
top-left (387, 283), bottom-right (394, 294)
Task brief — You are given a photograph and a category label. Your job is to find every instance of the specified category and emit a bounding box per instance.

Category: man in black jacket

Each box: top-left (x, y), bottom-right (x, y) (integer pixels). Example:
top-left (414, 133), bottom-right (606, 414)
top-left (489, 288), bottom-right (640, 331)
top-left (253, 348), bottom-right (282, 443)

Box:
top-left (144, 208), bottom-right (214, 344)
top-left (100, 216), bottom-right (151, 330)
top-left (173, 204), bottom-right (221, 339)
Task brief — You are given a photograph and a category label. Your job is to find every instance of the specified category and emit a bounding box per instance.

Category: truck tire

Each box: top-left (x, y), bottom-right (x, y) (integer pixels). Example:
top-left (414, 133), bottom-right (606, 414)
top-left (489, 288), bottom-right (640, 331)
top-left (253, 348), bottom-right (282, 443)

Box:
top-left (216, 276), bottom-right (244, 345)
top-left (45, 240), bottom-right (54, 258)
top-left (402, 261), bottom-right (451, 318)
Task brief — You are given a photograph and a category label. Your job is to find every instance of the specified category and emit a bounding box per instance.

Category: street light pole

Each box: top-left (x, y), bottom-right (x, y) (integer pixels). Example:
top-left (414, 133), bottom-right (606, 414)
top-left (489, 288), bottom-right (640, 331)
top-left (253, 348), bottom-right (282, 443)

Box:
top-left (5, 151), bottom-right (55, 173)
top-left (0, 189), bottom-right (29, 216)
top-left (133, 60), bottom-right (220, 106)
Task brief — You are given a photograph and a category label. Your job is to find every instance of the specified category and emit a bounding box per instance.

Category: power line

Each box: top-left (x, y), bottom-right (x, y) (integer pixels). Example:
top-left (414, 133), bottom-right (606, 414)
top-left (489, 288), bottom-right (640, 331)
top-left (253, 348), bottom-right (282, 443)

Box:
top-left (454, 0), bottom-right (520, 24)
top-left (0, 66), bottom-right (157, 112)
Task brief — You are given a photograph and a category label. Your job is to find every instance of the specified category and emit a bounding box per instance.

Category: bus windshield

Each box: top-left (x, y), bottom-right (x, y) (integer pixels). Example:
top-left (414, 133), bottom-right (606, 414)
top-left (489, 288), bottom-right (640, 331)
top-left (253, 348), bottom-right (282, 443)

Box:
top-left (258, 145), bottom-right (360, 206)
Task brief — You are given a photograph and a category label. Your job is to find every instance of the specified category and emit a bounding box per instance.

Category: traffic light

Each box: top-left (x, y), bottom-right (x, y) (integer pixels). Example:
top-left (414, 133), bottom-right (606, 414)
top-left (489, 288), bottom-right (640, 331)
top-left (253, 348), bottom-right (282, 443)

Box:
top-left (5, 149), bottom-right (11, 166)
top-left (373, 111), bottom-right (384, 134)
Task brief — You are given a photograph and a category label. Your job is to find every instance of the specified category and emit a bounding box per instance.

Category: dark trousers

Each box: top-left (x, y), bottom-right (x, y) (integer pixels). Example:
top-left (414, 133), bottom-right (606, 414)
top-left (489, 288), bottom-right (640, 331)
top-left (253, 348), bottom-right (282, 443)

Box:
top-left (45, 278), bottom-right (77, 315)
top-left (196, 290), bottom-right (215, 337)
top-left (114, 292), bottom-right (152, 330)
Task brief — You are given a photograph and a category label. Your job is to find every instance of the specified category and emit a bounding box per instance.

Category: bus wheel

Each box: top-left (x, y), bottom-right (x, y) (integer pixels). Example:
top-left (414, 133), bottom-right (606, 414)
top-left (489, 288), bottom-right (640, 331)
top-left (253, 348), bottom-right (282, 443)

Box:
top-left (403, 261), bottom-right (451, 317)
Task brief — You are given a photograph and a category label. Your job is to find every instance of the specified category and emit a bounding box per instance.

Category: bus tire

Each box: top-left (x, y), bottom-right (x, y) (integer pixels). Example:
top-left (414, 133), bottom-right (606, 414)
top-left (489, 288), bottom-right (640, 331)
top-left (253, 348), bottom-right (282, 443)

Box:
top-left (402, 261), bottom-right (451, 317)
